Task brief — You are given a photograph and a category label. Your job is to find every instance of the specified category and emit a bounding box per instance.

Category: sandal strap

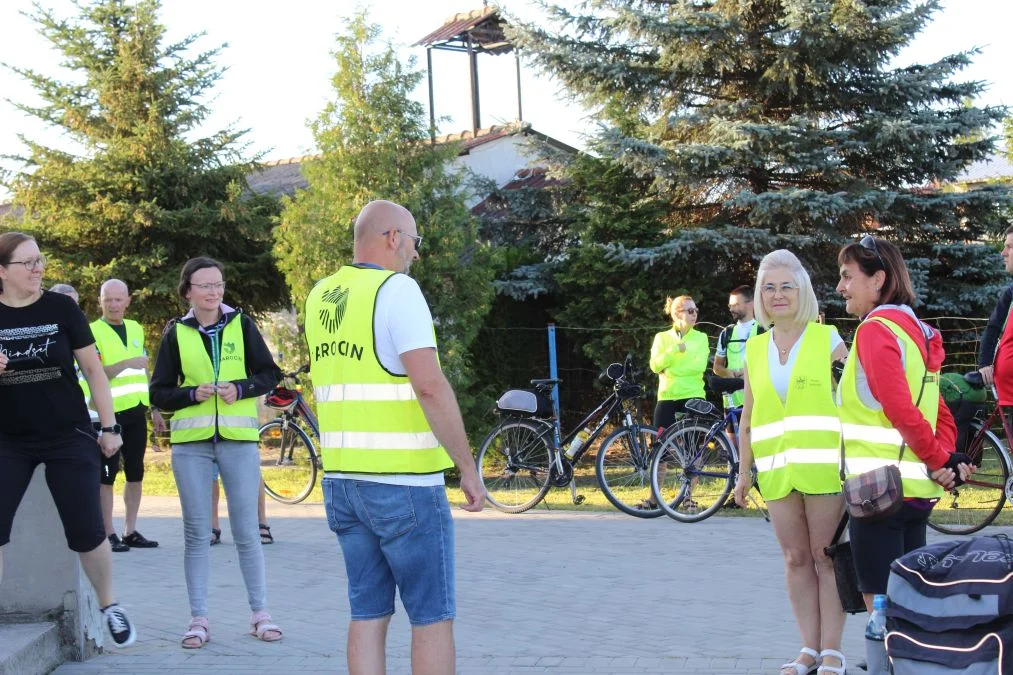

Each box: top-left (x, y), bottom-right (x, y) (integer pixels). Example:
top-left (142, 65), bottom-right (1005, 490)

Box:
top-left (780, 647), bottom-right (820, 674)
top-left (817, 649), bottom-right (845, 674)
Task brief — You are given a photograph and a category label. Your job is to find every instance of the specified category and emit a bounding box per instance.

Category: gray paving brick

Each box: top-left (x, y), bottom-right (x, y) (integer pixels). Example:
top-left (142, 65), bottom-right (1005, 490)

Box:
top-left (44, 495), bottom-right (1013, 673)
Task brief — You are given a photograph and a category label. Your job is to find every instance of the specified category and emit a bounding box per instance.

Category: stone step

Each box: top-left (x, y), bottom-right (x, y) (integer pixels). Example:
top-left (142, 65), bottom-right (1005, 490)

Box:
top-left (0, 622), bottom-right (63, 675)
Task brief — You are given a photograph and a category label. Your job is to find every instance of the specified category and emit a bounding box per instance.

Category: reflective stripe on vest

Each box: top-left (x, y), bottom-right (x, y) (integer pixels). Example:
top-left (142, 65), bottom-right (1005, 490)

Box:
top-left (170, 318), bottom-right (259, 443)
top-left (305, 266), bottom-right (452, 474)
top-left (90, 319), bottom-right (149, 411)
top-left (838, 316), bottom-right (942, 499)
top-left (745, 323), bottom-right (842, 501)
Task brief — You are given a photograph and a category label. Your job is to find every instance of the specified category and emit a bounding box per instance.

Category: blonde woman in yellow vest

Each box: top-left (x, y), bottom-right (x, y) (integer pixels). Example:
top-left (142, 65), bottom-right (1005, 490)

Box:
top-left (150, 257), bottom-right (284, 649)
top-left (732, 250), bottom-right (849, 675)
top-left (836, 236), bottom-right (973, 674)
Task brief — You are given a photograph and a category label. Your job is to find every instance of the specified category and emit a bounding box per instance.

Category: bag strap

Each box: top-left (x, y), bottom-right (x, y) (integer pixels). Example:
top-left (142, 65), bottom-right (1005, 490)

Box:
top-left (832, 512), bottom-right (849, 545)
top-left (838, 317), bottom-right (934, 480)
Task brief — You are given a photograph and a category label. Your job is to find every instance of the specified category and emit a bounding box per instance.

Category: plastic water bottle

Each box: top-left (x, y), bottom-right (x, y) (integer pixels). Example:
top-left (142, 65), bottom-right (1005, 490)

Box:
top-left (565, 429), bottom-right (591, 459)
top-left (865, 594), bottom-right (888, 641)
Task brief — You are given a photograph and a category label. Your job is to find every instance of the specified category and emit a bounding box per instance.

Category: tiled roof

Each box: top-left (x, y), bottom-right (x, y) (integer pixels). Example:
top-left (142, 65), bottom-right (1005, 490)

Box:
top-left (413, 6), bottom-right (511, 54)
top-left (955, 153), bottom-right (1013, 185)
top-left (472, 167), bottom-right (563, 216)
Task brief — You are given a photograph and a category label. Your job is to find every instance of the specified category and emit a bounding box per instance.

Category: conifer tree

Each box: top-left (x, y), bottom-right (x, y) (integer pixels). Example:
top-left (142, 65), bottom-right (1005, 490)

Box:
top-left (3, 0), bottom-right (285, 330)
top-left (509, 0), bottom-right (1010, 365)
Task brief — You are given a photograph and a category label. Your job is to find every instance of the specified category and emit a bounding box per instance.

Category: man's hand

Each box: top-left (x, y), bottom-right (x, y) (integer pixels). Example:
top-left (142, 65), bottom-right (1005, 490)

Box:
top-left (151, 409), bottom-right (167, 434)
top-left (458, 468), bottom-right (486, 512)
top-left (980, 365), bottom-right (995, 387)
top-left (99, 431), bottom-right (123, 458)
top-left (216, 382), bottom-right (239, 404)
top-left (194, 383), bottom-right (216, 402)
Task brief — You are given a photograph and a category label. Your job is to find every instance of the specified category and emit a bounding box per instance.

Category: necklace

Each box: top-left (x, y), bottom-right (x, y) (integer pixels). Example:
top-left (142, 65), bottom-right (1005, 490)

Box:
top-left (773, 329), bottom-right (801, 357)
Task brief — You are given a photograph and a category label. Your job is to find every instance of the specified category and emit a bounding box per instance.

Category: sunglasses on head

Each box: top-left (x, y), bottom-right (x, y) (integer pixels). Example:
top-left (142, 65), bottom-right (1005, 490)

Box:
top-left (859, 234), bottom-right (885, 268)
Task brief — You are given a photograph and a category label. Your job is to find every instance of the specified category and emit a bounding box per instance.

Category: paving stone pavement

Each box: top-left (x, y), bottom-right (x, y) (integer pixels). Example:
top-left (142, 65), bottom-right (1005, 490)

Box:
top-left (49, 495), bottom-right (1010, 674)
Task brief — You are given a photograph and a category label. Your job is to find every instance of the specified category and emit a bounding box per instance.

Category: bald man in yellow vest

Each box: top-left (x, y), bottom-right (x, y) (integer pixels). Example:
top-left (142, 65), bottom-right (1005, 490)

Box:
top-left (93, 279), bottom-right (166, 552)
top-left (306, 200), bottom-right (485, 675)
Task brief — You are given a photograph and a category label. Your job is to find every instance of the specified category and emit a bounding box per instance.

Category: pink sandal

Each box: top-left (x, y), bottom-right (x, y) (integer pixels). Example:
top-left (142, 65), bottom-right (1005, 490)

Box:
top-left (250, 610), bottom-right (282, 642)
top-left (181, 616), bottom-right (209, 649)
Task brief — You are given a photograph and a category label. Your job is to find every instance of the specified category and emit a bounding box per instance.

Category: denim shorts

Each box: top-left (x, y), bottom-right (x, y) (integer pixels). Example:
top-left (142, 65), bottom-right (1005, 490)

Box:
top-left (323, 477), bottom-right (455, 626)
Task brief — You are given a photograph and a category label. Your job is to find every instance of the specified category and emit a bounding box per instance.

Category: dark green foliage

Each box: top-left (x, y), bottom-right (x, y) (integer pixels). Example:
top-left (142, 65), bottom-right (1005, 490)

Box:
top-left (3, 0), bottom-right (286, 338)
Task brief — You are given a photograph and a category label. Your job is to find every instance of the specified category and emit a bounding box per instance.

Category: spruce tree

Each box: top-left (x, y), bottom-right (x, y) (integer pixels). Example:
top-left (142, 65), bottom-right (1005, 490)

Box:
top-left (509, 0), bottom-right (1011, 366)
top-left (273, 13), bottom-right (495, 430)
top-left (2, 0), bottom-right (286, 332)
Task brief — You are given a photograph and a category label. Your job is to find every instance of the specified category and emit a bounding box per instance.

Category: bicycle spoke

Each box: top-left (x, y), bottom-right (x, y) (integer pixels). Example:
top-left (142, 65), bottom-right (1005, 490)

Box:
top-left (479, 420), bottom-right (552, 513)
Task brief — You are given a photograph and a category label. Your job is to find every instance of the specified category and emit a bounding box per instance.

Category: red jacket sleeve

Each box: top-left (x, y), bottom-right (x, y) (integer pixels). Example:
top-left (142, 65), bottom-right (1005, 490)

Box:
top-left (856, 322), bottom-right (953, 471)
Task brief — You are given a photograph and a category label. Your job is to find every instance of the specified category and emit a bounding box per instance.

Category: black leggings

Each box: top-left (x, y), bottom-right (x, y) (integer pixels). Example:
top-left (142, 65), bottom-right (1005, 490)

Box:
top-left (0, 427), bottom-right (105, 552)
top-left (100, 409), bottom-right (148, 485)
top-left (849, 502), bottom-right (931, 594)
top-left (653, 399), bottom-right (693, 432)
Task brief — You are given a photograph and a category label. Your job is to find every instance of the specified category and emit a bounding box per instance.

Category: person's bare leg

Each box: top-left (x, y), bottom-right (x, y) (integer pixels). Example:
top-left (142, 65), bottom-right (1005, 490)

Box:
top-left (347, 616), bottom-right (391, 675)
top-left (78, 538), bottom-right (115, 607)
top-left (211, 480), bottom-right (220, 532)
top-left (411, 620), bottom-right (455, 675)
top-left (123, 481), bottom-right (142, 536)
top-left (767, 492), bottom-right (820, 673)
top-left (804, 494), bottom-right (846, 671)
top-left (100, 484), bottom-right (115, 537)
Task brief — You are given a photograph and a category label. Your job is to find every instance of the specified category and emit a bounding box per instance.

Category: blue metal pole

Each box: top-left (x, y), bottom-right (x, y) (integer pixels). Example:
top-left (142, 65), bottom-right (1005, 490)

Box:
top-left (547, 323), bottom-right (560, 422)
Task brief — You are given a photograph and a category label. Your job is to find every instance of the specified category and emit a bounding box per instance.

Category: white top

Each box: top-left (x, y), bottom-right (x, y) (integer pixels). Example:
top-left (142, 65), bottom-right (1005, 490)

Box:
top-left (326, 273), bottom-right (444, 487)
top-left (768, 325), bottom-right (844, 403)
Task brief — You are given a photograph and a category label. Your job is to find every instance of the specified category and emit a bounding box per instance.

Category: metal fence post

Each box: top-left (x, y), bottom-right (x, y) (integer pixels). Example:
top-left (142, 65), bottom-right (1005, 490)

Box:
top-left (547, 323), bottom-right (561, 424)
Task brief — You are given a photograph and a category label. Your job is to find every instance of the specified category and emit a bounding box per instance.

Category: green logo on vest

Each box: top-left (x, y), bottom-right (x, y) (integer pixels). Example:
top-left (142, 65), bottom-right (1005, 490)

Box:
top-left (222, 341), bottom-right (241, 361)
top-left (223, 342), bottom-right (236, 354)
top-left (319, 286), bottom-right (349, 333)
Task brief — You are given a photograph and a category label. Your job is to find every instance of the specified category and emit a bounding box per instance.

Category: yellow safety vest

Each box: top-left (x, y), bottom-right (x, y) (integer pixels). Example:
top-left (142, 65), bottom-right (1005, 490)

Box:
top-left (838, 316), bottom-right (942, 499)
top-left (305, 265), bottom-right (452, 474)
top-left (745, 323), bottom-right (842, 501)
top-left (91, 319), bottom-right (149, 412)
top-left (169, 318), bottom-right (259, 443)
top-left (724, 321), bottom-right (760, 408)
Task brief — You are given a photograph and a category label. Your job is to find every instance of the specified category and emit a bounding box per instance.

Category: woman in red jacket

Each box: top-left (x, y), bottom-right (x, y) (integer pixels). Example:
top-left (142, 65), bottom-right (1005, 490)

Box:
top-left (836, 235), bottom-right (974, 674)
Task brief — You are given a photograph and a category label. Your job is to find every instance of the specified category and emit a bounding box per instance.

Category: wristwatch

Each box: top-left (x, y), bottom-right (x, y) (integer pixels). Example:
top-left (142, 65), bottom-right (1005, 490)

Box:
top-left (100, 424), bottom-right (122, 435)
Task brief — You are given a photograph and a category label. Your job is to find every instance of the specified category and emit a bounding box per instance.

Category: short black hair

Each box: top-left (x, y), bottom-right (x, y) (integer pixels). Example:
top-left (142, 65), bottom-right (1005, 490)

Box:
top-left (730, 285), bottom-right (753, 302)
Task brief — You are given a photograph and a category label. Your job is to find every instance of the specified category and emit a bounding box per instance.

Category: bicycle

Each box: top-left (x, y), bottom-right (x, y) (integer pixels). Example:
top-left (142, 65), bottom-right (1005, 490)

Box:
top-left (927, 371), bottom-right (1013, 535)
top-left (649, 377), bottom-right (768, 523)
top-left (477, 356), bottom-right (661, 516)
top-left (259, 364), bottom-right (322, 504)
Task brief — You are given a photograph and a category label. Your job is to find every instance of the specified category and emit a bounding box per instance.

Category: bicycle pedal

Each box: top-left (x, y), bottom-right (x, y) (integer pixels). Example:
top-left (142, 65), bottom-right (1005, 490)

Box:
top-left (573, 495), bottom-right (586, 505)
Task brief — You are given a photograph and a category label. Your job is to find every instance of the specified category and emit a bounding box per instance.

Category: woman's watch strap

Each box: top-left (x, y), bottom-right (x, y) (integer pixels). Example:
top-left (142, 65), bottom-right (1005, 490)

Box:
top-left (100, 424), bottom-right (122, 435)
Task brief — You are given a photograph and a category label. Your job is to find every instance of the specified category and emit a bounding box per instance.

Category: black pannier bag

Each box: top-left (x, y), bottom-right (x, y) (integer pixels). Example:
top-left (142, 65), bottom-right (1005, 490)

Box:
top-left (495, 389), bottom-right (554, 418)
top-left (885, 535), bottom-right (1013, 674)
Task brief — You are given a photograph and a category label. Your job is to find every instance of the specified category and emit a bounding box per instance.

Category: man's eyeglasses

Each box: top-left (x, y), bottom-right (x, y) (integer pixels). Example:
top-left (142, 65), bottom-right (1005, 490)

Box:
top-left (859, 234), bottom-right (885, 268)
top-left (193, 282), bottom-right (226, 292)
top-left (383, 229), bottom-right (423, 251)
top-left (4, 255), bottom-right (46, 270)
top-left (760, 283), bottom-right (799, 296)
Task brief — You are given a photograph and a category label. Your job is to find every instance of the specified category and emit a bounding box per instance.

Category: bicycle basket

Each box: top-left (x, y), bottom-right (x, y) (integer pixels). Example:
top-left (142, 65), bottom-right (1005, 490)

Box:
top-left (496, 389), bottom-right (554, 418)
top-left (265, 387), bottom-right (298, 412)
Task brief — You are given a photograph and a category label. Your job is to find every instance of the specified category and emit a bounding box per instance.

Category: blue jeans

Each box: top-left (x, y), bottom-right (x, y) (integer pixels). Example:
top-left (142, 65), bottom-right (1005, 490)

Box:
top-left (323, 477), bottom-right (455, 625)
top-left (172, 440), bottom-right (266, 617)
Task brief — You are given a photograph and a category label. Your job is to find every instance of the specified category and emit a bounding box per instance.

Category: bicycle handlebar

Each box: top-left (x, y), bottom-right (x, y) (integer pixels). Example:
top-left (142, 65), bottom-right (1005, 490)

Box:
top-left (964, 371), bottom-right (984, 389)
top-left (283, 364), bottom-right (310, 380)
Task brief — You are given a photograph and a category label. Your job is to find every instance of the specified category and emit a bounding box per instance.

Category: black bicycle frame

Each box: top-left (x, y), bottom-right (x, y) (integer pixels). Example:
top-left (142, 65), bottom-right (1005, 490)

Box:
top-left (684, 407), bottom-right (742, 480)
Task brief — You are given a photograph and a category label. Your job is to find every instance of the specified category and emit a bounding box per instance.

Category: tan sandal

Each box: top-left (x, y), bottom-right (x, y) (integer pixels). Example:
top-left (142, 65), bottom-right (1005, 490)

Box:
top-left (250, 610), bottom-right (282, 642)
top-left (181, 616), bottom-right (209, 649)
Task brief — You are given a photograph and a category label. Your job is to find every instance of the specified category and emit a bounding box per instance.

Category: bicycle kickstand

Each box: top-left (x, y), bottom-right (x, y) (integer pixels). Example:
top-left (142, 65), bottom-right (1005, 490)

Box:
top-left (569, 479), bottom-right (585, 505)
top-left (748, 492), bottom-right (770, 522)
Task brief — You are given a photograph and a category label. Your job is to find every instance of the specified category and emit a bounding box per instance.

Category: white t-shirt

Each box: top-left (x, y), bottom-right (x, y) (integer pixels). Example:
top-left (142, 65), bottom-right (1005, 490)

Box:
top-left (767, 325), bottom-right (844, 403)
top-left (326, 273), bottom-right (445, 486)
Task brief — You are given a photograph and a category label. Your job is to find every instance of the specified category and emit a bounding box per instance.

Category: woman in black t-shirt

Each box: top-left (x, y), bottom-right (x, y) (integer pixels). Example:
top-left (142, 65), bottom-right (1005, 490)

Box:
top-left (0, 232), bottom-right (137, 647)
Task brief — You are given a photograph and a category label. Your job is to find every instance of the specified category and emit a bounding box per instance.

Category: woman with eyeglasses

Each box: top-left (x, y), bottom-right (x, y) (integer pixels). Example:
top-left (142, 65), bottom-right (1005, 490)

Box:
top-left (836, 236), bottom-right (972, 674)
top-left (0, 231), bottom-right (138, 647)
top-left (732, 250), bottom-right (849, 675)
top-left (150, 257), bottom-right (284, 649)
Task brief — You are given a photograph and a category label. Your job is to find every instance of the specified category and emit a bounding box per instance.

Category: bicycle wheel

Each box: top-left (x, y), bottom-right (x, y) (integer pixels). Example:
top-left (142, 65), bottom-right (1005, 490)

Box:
top-left (478, 419), bottom-right (553, 513)
top-left (928, 423), bottom-right (1011, 535)
top-left (259, 418), bottom-right (319, 504)
top-left (650, 422), bottom-right (735, 523)
top-left (595, 424), bottom-right (662, 518)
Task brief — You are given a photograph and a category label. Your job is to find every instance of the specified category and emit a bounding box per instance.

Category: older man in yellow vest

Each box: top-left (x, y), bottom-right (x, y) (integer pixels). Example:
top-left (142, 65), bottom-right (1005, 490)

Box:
top-left (93, 279), bottom-right (166, 552)
top-left (306, 200), bottom-right (485, 675)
